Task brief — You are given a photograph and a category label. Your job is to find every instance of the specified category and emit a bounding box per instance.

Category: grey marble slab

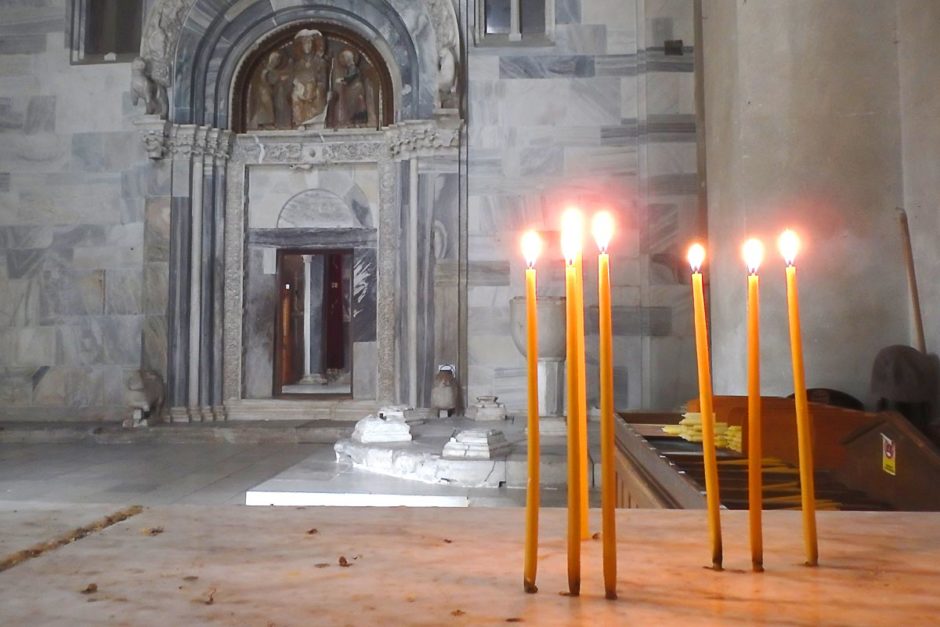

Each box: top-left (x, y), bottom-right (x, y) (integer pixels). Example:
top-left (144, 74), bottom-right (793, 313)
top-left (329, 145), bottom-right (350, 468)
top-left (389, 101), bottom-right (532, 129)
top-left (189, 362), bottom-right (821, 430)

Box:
top-left (500, 55), bottom-right (595, 79)
top-left (351, 248), bottom-right (376, 343)
top-left (556, 0), bottom-right (582, 24)
top-left (584, 305), bottom-right (672, 337)
top-left (248, 228), bottom-right (377, 248)
top-left (71, 132), bottom-right (142, 173)
top-left (24, 95), bottom-right (55, 135)
top-left (0, 34), bottom-right (46, 54)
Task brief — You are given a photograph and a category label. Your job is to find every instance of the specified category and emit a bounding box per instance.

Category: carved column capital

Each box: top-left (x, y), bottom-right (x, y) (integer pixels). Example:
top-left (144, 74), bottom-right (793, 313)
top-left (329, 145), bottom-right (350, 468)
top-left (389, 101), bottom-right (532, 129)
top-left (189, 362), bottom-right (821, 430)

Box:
top-left (135, 115), bottom-right (171, 160)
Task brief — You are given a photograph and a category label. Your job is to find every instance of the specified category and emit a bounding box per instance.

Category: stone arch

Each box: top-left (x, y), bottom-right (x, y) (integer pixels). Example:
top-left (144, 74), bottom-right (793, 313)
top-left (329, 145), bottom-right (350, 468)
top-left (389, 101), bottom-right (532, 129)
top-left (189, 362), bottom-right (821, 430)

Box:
top-left (276, 183), bottom-right (373, 230)
top-left (232, 21), bottom-right (396, 132)
top-left (166, 0), bottom-right (441, 128)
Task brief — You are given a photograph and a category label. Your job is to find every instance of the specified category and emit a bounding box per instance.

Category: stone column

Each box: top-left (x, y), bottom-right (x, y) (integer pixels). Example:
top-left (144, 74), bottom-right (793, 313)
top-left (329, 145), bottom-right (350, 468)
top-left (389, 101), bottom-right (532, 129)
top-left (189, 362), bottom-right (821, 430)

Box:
top-left (509, 0), bottom-right (522, 41)
top-left (300, 254), bottom-right (326, 384)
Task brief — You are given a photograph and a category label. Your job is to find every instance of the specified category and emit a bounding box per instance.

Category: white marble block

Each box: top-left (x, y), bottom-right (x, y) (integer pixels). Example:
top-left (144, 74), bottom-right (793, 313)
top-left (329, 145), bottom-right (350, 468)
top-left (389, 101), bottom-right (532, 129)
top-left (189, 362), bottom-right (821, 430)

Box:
top-left (466, 396), bottom-right (507, 422)
top-left (351, 414), bottom-right (412, 444)
top-left (442, 428), bottom-right (511, 459)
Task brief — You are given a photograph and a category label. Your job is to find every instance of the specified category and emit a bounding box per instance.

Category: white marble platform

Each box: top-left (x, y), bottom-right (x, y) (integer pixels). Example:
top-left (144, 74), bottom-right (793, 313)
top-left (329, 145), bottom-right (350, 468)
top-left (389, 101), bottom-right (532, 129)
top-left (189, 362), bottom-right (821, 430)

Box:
top-left (1, 506), bottom-right (938, 625)
top-left (245, 445), bottom-right (576, 508)
top-left (253, 418), bottom-right (600, 505)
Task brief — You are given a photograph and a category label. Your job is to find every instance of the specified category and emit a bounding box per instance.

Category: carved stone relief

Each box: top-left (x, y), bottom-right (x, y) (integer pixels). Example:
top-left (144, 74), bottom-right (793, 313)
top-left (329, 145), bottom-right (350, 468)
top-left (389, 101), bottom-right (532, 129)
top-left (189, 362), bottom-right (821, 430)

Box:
top-left (243, 27), bottom-right (385, 131)
top-left (136, 0), bottom-right (462, 120)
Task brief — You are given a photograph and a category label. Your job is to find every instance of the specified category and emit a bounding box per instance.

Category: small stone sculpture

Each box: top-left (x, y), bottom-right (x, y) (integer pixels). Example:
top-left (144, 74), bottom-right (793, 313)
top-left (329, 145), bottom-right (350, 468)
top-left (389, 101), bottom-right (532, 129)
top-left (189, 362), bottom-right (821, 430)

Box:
top-left (123, 369), bottom-right (165, 427)
top-left (431, 365), bottom-right (458, 417)
top-left (291, 30), bottom-right (329, 127)
top-left (437, 46), bottom-right (458, 110)
top-left (130, 57), bottom-right (167, 117)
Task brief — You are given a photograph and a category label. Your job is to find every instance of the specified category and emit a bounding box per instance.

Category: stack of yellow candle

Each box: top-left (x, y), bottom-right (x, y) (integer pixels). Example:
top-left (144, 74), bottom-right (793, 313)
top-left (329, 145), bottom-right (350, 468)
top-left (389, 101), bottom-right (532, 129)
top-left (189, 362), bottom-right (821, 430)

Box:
top-left (560, 210), bottom-right (583, 596)
top-left (743, 238), bottom-right (764, 572)
top-left (687, 243), bottom-right (723, 570)
top-left (521, 231), bottom-right (543, 594)
top-left (592, 211), bottom-right (617, 600)
top-left (778, 229), bottom-right (818, 567)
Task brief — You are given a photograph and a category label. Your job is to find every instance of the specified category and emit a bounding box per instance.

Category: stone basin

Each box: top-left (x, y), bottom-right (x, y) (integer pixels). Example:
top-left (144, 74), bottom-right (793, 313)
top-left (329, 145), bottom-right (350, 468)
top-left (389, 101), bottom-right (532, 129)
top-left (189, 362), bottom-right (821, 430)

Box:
top-left (509, 296), bottom-right (566, 361)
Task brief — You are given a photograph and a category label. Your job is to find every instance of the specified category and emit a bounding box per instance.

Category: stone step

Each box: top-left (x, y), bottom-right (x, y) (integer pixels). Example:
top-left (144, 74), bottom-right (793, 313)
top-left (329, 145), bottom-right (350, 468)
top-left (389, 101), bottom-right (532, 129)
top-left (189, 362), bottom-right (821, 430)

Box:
top-left (0, 420), bottom-right (357, 445)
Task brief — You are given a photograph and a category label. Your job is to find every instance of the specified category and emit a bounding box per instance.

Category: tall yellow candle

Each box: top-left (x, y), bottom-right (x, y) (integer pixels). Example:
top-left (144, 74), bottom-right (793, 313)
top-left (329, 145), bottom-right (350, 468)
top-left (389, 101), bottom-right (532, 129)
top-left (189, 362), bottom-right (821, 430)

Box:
top-left (743, 238), bottom-right (764, 572)
top-left (561, 211), bottom-right (583, 596)
top-left (778, 229), bottom-right (818, 567)
top-left (688, 243), bottom-right (723, 570)
top-left (573, 253), bottom-right (589, 540)
top-left (521, 231), bottom-right (543, 594)
top-left (593, 212), bottom-right (617, 600)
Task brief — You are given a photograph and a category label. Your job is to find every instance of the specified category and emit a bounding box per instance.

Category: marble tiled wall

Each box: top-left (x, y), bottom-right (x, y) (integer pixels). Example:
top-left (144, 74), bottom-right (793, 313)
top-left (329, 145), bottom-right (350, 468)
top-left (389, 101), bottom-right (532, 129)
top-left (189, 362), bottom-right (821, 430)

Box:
top-left (464, 0), bottom-right (699, 412)
top-left (0, 0), bottom-right (148, 420)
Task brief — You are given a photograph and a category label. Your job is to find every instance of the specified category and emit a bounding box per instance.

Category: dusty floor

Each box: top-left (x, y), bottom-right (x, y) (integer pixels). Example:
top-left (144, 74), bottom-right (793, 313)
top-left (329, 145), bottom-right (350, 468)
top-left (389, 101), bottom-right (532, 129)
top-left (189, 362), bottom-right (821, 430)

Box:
top-left (1, 505), bottom-right (939, 625)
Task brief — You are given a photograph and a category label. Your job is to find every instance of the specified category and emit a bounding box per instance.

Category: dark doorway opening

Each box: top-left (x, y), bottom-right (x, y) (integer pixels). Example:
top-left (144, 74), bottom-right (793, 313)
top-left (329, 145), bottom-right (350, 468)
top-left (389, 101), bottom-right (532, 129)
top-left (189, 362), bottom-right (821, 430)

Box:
top-left (274, 249), bottom-right (352, 397)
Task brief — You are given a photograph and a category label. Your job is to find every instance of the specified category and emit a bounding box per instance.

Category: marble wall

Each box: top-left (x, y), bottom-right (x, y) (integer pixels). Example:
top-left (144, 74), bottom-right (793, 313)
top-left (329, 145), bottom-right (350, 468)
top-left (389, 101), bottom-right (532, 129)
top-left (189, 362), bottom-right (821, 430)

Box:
top-left (0, 0), bottom-right (150, 420)
top-left (464, 0), bottom-right (700, 412)
top-left (701, 0), bottom-right (911, 404)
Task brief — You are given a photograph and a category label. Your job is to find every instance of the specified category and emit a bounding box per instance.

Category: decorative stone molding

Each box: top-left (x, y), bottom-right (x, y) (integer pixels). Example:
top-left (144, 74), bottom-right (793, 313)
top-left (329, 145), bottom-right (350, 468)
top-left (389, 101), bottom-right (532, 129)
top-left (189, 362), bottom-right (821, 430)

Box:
top-left (233, 135), bottom-right (387, 165)
top-left (385, 120), bottom-right (461, 159)
top-left (140, 0), bottom-right (189, 89)
top-left (138, 124), bottom-right (234, 161)
top-left (134, 115), bottom-right (171, 159)
top-left (139, 0), bottom-right (462, 119)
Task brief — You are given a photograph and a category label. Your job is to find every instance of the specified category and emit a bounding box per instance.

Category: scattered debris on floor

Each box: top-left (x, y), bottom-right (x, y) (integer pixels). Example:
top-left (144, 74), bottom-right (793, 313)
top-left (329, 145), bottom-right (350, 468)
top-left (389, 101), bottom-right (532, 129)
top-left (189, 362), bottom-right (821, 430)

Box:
top-left (141, 527), bottom-right (164, 536)
top-left (80, 583), bottom-right (98, 595)
top-left (306, 528), bottom-right (318, 535)
top-left (0, 505), bottom-right (143, 573)
top-left (338, 556), bottom-right (351, 567)
top-left (192, 587), bottom-right (216, 605)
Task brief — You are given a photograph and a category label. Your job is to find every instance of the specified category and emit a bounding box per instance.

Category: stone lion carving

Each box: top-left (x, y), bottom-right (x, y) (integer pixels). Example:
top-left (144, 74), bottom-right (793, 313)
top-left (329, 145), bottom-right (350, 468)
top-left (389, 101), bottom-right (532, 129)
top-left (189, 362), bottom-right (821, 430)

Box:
top-left (124, 369), bottom-right (166, 427)
top-left (131, 57), bottom-right (168, 117)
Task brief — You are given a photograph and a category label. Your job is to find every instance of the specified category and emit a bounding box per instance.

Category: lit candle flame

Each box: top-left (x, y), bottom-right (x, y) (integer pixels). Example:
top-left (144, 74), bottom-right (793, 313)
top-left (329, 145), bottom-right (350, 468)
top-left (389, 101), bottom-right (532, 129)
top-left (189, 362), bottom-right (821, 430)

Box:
top-left (521, 230), bottom-right (543, 268)
top-left (742, 238), bottom-right (764, 275)
top-left (778, 229), bottom-right (800, 267)
top-left (560, 208), bottom-right (584, 265)
top-left (687, 243), bottom-right (706, 273)
top-left (592, 211), bottom-right (614, 254)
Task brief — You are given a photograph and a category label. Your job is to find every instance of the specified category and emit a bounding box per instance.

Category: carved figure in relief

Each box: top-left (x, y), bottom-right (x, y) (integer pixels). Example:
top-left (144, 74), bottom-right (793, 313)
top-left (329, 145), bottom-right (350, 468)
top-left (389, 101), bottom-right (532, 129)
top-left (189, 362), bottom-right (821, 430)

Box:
top-left (250, 51), bottom-right (292, 130)
top-left (328, 48), bottom-right (375, 128)
top-left (437, 46), bottom-right (458, 110)
top-left (131, 57), bottom-right (168, 117)
top-left (291, 29), bottom-right (330, 127)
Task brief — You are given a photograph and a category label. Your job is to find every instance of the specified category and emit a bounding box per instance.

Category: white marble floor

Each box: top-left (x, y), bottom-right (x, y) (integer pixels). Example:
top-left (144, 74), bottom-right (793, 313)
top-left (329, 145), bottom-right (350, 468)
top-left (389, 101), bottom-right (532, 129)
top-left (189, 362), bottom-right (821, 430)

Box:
top-left (0, 442), bottom-right (322, 505)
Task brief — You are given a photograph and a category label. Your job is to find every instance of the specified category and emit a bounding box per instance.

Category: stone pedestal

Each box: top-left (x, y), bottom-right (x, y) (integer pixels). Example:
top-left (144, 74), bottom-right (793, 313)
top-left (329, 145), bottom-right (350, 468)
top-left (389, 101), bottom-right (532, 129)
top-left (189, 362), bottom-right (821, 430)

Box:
top-left (537, 360), bottom-right (565, 416)
top-left (509, 296), bottom-right (567, 417)
top-left (466, 396), bottom-right (507, 421)
top-left (351, 413), bottom-right (412, 444)
top-left (441, 428), bottom-right (511, 459)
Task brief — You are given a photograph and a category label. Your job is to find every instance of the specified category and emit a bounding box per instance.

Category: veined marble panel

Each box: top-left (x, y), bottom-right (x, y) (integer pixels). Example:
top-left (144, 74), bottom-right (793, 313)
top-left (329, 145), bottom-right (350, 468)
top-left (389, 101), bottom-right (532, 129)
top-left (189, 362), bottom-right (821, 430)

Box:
top-left (104, 269), bottom-right (143, 315)
top-left (499, 80), bottom-right (569, 127)
top-left (564, 145), bottom-right (637, 176)
top-left (55, 316), bottom-right (143, 367)
top-left (564, 78), bottom-right (623, 126)
top-left (555, 25), bottom-right (608, 55)
top-left (247, 165), bottom-right (378, 230)
top-left (499, 56), bottom-right (595, 79)
top-left (13, 326), bottom-right (55, 367)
